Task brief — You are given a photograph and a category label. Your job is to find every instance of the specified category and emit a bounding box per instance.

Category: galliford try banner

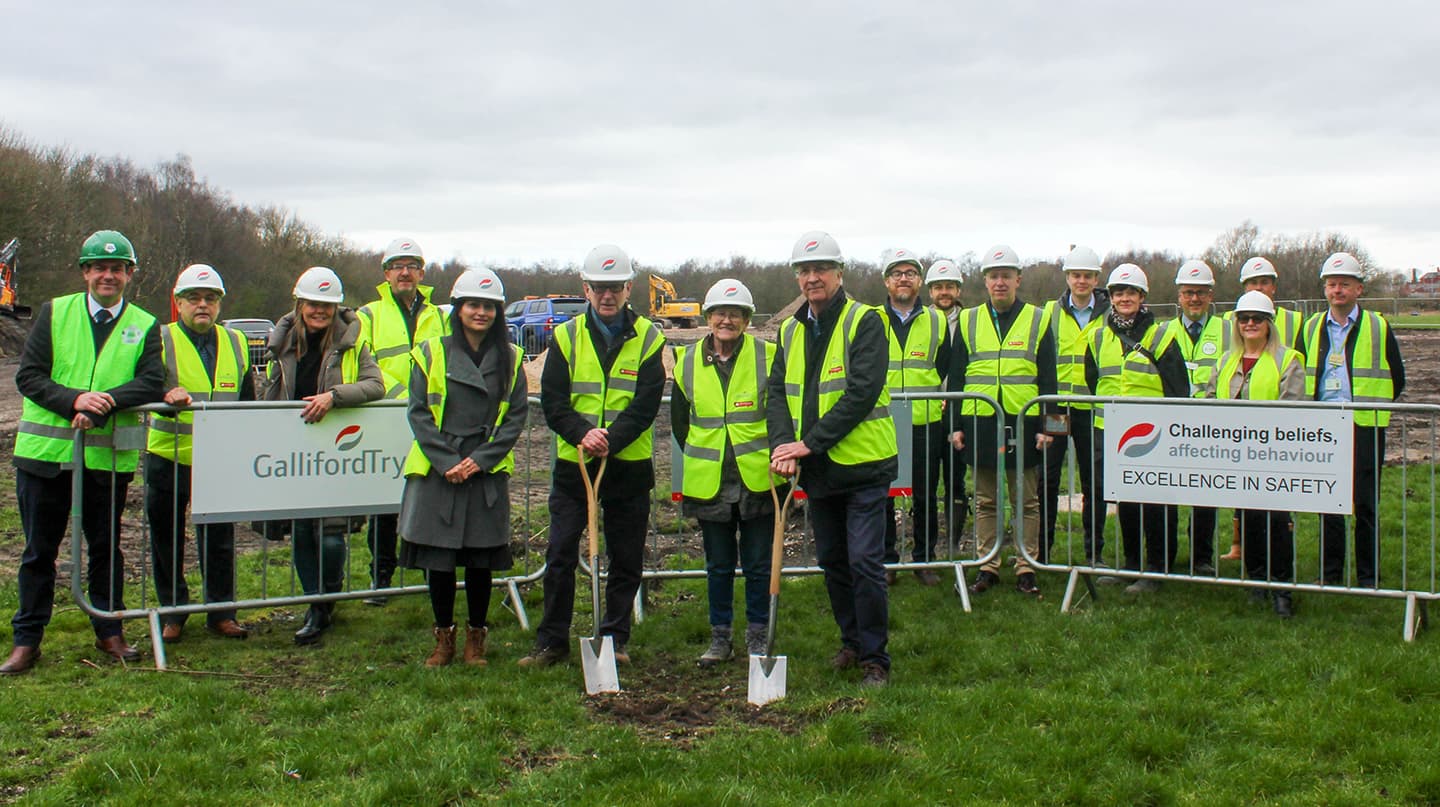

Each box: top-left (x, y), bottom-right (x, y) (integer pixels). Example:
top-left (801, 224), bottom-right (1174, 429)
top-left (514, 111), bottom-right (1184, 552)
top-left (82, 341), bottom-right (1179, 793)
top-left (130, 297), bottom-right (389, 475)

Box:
top-left (1103, 402), bottom-right (1353, 514)
top-left (190, 404), bottom-right (411, 523)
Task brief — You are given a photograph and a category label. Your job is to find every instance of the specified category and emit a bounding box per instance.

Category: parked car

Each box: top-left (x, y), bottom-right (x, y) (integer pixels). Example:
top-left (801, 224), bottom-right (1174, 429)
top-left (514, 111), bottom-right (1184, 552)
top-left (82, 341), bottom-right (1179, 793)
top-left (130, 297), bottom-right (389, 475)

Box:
top-left (506, 296), bottom-right (587, 355)
top-left (221, 318), bottom-right (275, 370)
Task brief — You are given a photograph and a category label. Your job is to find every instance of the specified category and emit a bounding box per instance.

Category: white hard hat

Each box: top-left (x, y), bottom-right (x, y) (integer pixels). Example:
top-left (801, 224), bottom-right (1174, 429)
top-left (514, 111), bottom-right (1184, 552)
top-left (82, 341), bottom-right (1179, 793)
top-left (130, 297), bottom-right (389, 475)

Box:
top-left (1239, 256), bottom-right (1277, 282)
top-left (382, 237), bottom-right (424, 268)
top-left (790, 231), bottom-right (844, 265)
top-left (174, 263), bottom-right (226, 297)
top-left (925, 259), bottom-right (962, 286)
top-left (880, 247), bottom-right (922, 274)
top-left (1062, 245), bottom-right (1103, 273)
top-left (702, 278), bottom-right (755, 314)
top-left (450, 268), bottom-right (505, 304)
top-left (1175, 259), bottom-right (1215, 287)
top-left (580, 244), bottom-right (636, 282)
top-left (1320, 252), bottom-right (1364, 279)
top-left (1233, 290), bottom-right (1276, 317)
top-left (1106, 263), bottom-right (1149, 294)
top-left (294, 266), bottom-right (344, 303)
top-left (979, 244), bottom-right (1021, 273)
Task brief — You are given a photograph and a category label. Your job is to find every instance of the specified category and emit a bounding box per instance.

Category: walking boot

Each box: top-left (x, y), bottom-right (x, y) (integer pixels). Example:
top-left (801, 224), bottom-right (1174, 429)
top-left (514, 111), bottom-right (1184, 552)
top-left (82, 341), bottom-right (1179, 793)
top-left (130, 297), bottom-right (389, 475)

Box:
top-left (293, 605), bottom-right (332, 645)
top-left (463, 624), bottom-right (488, 667)
top-left (426, 625), bottom-right (457, 667)
top-left (1273, 593), bottom-right (1294, 619)
top-left (697, 625), bottom-right (733, 668)
top-left (745, 623), bottom-right (768, 656)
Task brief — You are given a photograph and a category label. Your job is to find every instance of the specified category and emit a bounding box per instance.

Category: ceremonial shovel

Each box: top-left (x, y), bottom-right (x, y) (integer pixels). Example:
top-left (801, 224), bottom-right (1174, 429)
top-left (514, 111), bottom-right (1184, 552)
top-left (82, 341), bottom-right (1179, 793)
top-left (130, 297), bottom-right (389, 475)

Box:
top-left (577, 451), bottom-right (619, 694)
top-left (748, 477), bottom-right (797, 706)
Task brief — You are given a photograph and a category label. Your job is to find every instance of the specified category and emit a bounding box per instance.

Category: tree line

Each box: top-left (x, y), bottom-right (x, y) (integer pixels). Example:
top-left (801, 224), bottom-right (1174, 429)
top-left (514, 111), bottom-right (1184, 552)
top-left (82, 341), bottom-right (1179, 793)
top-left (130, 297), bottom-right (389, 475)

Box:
top-left (0, 126), bottom-right (1395, 324)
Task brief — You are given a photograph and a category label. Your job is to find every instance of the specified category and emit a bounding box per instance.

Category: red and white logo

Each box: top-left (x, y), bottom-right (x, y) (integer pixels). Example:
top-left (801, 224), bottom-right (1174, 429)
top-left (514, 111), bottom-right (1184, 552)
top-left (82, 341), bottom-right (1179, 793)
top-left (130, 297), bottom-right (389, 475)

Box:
top-left (335, 424), bottom-right (363, 451)
top-left (804, 240), bottom-right (820, 252)
top-left (601, 258), bottom-right (617, 271)
top-left (992, 250), bottom-right (1005, 259)
top-left (724, 286), bottom-right (739, 296)
top-left (318, 281), bottom-right (332, 291)
top-left (480, 278), bottom-right (494, 288)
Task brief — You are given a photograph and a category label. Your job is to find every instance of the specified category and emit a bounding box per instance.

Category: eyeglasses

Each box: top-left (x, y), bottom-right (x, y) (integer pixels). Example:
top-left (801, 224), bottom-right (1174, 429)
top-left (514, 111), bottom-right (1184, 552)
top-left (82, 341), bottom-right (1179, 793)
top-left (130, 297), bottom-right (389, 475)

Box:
top-left (181, 293), bottom-right (221, 305)
top-left (707, 309), bottom-right (747, 321)
top-left (1178, 289), bottom-right (1212, 298)
top-left (386, 262), bottom-right (423, 273)
top-left (1236, 313), bottom-right (1270, 324)
top-left (589, 282), bottom-right (626, 296)
top-left (886, 270), bottom-right (920, 280)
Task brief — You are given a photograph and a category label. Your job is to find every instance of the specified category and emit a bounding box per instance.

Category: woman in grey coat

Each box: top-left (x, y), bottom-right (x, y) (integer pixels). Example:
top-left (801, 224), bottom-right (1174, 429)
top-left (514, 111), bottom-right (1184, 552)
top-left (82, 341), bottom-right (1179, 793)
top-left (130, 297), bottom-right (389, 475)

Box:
top-left (399, 268), bottom-right (528, 667)
top-left (263, 266), bottom-right (385, 644)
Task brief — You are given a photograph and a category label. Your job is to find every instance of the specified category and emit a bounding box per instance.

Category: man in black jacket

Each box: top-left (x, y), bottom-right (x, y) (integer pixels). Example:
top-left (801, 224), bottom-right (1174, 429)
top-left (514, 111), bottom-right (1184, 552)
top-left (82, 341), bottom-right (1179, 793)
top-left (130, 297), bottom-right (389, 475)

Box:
top-left (521, 245), bottom-right (664, 668)
top-left (768, 231), bottom-right (898, 687)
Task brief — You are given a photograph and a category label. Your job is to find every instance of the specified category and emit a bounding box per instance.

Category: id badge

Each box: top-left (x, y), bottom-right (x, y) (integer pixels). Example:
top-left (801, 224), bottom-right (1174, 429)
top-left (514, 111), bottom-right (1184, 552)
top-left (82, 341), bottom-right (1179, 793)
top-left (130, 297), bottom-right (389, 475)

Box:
top-left (1043, 413), bottom-right (1070, 436)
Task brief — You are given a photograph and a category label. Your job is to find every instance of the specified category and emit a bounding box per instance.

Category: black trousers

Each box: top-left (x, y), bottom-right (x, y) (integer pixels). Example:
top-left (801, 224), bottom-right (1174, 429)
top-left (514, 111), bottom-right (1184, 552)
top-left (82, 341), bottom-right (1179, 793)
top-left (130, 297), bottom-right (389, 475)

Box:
top-left (12, 468), bottom-right (130, 646)
top-left (1188, 506), bottom-right (1217, 569)
top-left (1040, 408), bottom-right (1104, 562)
top-left (144, 454), bottom-right (237, 626)
top-left (535, 485), bottom-right (648, 650)
top-left (1118, 501), bottom-right (1178, 573)
top-left (1322, 425), bottom-right (1384, 586)
top-left (367, 513), bottom-right (398, 587)
top-left (1240, 508), bottom-right (1293, 583)
top-left (884, 421), bottom-right (945, 563)
top-left (810, 485), bottom-right (890, 670)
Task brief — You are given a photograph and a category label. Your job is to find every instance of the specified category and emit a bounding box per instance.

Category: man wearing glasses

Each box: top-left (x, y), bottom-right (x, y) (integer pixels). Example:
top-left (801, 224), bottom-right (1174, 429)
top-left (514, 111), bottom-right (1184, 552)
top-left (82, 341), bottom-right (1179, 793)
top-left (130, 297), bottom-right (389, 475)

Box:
top-left (878, 248), bottom-right (950, 586)
top-left (146, 265), bottom-right (254, 643)
top-left (522, 245), bottom-right (664, 668)
top-left (356, 238), bottom-right (448, 604)
top-left (1166, 259), bottom-right (1228, 577)
top-left (768, 232), bottom-right (897, 687)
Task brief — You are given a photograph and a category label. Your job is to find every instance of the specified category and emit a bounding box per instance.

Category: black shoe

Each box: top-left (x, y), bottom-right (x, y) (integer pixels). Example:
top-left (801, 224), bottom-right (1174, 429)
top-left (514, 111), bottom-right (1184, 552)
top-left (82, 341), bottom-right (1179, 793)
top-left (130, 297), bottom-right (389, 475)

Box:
top-left (884, 570), bottom-right (898, 586)
top-left (1247, 588), bottom-right (1269, 605)
top-left (914, 569), bottom-right (941, 587)
top-left (293, 606), bottom-right (332, 645)
top-left (860, 662), bottom-right (889, 688)
top-left (1015, 573), bottom-right (1040, 596)
top-left (1273, 594), bottom-right (1294, 619)
top-left (968, 570), bottom-right (1000, 594)
top-left (517, 645), bottom-right (569, 668)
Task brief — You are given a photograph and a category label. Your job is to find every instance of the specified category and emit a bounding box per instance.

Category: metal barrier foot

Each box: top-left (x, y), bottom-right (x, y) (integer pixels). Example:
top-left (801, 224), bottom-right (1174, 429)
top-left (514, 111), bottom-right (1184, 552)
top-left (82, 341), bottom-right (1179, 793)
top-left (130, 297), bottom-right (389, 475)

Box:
top-left (632, 585), bottom-right (646, 624)
top-left (1061, 569), bottom-right (1082, 613)
top-left (1404, 594), bottom-right (1428, 642)
top-left (506, 580), bottom-right (530, 632)
top-left (952, 564), bottom-right (972, 613)
top-left (148, 611), bottom-right (168, 672)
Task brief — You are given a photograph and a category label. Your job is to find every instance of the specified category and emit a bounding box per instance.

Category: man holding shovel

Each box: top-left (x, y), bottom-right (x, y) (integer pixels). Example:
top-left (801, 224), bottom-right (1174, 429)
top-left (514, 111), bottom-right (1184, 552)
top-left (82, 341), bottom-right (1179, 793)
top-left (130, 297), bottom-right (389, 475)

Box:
top-left (767, 231), bottom-right (898, 687)
top-left (520, 245), bottom-right (665, 669)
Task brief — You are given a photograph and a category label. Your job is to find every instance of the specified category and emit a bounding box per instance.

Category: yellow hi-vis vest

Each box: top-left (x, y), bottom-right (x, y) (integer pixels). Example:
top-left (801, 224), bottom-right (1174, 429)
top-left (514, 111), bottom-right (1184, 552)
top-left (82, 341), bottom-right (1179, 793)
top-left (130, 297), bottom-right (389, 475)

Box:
top-left (1302, 310), bottom-right (1394, 427)
top-left (673, 335), bottom-right (780, 499)
top-left (1089, 322), bottom-right (1172, 430)
top-left (16, 293), bottom-right (155, 472)
top-left (1214, 349), bottom-right (1303, 402)
top-left (146, 323), bottom-right (249, 465)
top-left (552, 312), bottom-right (664, 463)
top-left (885, 306), bottom-right (945, 425)
top-left (403, 338), bottom-right (524, 477)
top-left (1044, 299), bottom-right (1104, 411)
top-left (1166, 315), bottom-right (1229, 397)
top-left (956, 302), bottom-right (1051, 417)
top-left (357, 283), bottom-right (448, 399)
top-left (779, 300), bottom-right (897, 467)
top-left (1225, 306), bottom-right (1303, 351)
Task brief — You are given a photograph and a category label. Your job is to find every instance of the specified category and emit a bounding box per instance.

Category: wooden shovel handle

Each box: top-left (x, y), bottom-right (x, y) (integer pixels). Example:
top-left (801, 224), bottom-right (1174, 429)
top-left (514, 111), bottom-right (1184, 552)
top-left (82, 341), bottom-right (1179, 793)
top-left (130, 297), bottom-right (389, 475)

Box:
top-left (768, 475), bottom-right (795, 597)
top-left (578, 449), bottom-right (607, 564)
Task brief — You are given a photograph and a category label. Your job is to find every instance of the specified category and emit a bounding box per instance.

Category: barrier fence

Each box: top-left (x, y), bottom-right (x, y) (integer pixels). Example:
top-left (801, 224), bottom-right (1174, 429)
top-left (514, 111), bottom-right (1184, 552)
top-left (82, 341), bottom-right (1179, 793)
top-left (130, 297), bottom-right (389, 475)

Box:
top-left (59, 389), bottom-right (1437, 669)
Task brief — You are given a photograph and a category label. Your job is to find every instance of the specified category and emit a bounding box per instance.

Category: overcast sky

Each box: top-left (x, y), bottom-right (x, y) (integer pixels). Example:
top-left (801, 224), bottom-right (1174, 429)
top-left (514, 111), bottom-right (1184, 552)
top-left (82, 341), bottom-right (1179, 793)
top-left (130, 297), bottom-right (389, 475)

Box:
top-left (4, 1), bottom-right (1436, 273)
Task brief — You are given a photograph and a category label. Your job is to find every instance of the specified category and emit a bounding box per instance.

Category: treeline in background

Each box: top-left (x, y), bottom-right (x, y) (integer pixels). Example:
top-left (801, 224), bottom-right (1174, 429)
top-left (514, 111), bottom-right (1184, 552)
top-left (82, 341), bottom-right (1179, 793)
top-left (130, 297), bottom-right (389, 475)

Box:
top-left (0, 126), bottom-right (1394, 323)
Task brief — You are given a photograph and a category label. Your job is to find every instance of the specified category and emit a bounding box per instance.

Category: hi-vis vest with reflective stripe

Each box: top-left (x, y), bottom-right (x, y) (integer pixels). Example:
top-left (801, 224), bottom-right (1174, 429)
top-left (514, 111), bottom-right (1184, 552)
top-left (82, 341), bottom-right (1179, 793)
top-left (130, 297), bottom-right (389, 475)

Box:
top-left (1165, 315), bottom-right (1229, 397)
top-left (1302, 310), bottom-right (1394, 427)
top-left (1214, 349), bottom-right (1302, 402)
top-left (16, 293), bottom-right (155, 472)
top-left (885, 307), bottom-right (944, 425)
top-left (1089, 322), bottom-right (1173, 429)
top-left (674, 335), bottom-right (780, 499)
top-left (779, 300), bottom-right (897, 467)
top-left (1226, 306), bottom-right (1303, 352)
top-left (1044, 300), bottom-right (1104, 411)
top-left (553, 312), bottom-right (664, 463)
top-left (956, 303), bottom-right (1050, 417)
top-left (147, 323), bottom-right (249, 465)
top-left (357, 283), bottom-right (448, 399)
top-left (403, 338), bottom-right (524, 477)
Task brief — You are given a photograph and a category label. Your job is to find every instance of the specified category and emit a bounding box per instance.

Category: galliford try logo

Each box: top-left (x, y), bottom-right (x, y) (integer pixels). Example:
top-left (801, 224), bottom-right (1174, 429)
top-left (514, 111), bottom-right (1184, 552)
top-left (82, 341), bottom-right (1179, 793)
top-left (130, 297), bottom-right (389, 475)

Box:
top-left (251, 423), bottom-right (405, 480)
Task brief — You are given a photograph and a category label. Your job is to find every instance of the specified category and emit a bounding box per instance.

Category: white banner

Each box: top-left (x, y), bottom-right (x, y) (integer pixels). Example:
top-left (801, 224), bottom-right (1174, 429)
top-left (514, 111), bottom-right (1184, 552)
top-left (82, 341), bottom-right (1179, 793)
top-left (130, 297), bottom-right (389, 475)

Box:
top-left (1103, 402), bottom-right (1353, 514)
top-left (190, 405), bottom-right (411, 523)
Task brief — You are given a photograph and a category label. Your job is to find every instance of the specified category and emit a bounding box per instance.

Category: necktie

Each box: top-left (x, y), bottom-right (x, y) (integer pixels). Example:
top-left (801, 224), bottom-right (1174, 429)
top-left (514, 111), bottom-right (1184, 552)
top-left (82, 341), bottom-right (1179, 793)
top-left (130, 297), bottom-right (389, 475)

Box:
top-left (1187, 320), bottom-right (1201, 341)
top-left (94, 309), bottom-right (113, 325)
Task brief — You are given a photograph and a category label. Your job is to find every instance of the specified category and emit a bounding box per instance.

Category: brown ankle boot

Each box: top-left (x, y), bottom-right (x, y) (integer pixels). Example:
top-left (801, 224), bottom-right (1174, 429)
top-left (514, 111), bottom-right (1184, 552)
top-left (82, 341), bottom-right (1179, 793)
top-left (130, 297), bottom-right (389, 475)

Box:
top-left (463, 624), bottom-right (488, 667)
top-left (426, 625), bottom-right (457, 667)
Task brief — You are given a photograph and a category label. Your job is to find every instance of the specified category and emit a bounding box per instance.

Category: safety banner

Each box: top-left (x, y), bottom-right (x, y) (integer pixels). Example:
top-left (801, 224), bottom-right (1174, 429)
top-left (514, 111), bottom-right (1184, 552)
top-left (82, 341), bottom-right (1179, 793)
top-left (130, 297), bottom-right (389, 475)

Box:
top-left (1103, 402), bottom-right (1353, 514)
top-left (190, 405), bottom-right (411, 523)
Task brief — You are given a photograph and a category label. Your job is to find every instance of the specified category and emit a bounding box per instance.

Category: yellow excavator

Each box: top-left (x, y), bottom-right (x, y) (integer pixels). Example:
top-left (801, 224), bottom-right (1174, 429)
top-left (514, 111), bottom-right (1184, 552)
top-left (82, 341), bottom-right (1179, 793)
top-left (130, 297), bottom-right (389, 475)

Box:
top-left (0, 238), bottom-right (32, 318)
top-left (648, 273), bottom-right (699, 328)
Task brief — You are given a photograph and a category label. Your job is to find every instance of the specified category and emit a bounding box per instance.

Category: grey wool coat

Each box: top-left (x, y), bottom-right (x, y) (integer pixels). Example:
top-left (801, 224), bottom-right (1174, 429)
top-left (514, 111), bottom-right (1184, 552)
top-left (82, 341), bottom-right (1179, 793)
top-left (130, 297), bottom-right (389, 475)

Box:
top-left (261, 308), bottom-right (385, 405)
top-left (399, 335), bottom-right (529, 549)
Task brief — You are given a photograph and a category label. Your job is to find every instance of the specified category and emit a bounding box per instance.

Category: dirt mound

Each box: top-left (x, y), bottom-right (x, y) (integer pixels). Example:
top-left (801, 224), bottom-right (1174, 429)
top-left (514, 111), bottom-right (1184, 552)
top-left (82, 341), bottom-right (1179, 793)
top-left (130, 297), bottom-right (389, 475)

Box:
top-left (0, 316), bottom-right (30, 358)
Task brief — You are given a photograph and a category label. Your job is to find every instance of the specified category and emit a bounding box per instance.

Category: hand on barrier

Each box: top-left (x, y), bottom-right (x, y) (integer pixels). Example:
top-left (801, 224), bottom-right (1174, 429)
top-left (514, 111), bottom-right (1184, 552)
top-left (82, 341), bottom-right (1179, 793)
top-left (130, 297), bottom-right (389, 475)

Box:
top-left (300, 390), bottom-right (336, 423)
top-left (444, 457), bottom-right (480, 484)
top-left (579, 428), bottom-right (610, 457)
top-left (950, 430), bottom-right (966, 451)
top-left (163, 386), bottom-right (193, 406)
top-left (73, 390), bottom-right (114, 417)
top-left (1035, 433), bottom-right (1053, 450)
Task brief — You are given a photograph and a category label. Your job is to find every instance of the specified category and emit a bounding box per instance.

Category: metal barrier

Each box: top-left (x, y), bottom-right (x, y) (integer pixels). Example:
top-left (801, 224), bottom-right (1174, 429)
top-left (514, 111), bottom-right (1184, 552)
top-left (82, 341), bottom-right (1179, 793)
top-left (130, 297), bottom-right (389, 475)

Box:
top-left (1017, 394), bottom-right (1440, 640)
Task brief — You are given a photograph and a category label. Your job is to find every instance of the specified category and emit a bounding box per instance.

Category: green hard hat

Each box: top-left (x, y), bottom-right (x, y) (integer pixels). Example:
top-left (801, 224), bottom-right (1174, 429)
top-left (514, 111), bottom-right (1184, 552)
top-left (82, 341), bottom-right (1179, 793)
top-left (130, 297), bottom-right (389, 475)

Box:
top-left (77, 230), bottom-right (137, 267)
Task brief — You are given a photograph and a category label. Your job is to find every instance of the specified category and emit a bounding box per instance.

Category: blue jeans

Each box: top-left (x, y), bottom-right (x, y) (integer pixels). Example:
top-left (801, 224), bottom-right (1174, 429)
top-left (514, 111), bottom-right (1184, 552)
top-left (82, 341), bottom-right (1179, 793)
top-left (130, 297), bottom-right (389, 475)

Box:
top-left (699, 512), bottom-right (773, 627)
top-left (808, 485), bottom-right (890, 670)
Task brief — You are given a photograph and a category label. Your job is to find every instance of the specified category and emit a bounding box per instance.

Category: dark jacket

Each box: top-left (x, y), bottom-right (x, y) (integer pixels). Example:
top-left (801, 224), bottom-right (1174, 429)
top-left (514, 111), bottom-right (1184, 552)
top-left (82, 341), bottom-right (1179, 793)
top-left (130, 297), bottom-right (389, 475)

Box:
top-left (14, 297), bottom-right (165, 477)
top-left (1299, 305), bottom-right (1405, 404)
top-left (261, 308), bottom-right (385, 405)
top-left (541, 304), bottom-right (664, 499)
top-left (765, 288), bottom-right (898, 498)
top-left (1083, 307), bottom-right (1191, 401)
top-left (948, 300), bottom-right (1058, 469)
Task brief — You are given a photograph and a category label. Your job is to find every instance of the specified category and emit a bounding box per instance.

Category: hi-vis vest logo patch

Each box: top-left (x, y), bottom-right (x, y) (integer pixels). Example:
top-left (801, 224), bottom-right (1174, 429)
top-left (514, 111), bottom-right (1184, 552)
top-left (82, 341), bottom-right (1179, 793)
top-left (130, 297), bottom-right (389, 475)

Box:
top-left (217, 381), bottom-right (237, 390)
top-left (619, 368), bottom-right (638, 377)
top-left (734, 401), bottom-right (754, 408)
top-left (1007, 339), bottom-right (1024, 348)
top-left (909, 350), bottom-right (927, 358)
top-left (120, 326), bottom-right (144, 345)
top-left (827, 365), bottom-right (843, 375)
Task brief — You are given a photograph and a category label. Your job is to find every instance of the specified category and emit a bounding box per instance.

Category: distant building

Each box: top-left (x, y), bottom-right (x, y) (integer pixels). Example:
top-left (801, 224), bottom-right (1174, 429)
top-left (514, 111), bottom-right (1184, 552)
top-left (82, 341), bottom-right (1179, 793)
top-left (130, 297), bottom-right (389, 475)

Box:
top-left (1402, 268), bottom-right (1440, 297)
